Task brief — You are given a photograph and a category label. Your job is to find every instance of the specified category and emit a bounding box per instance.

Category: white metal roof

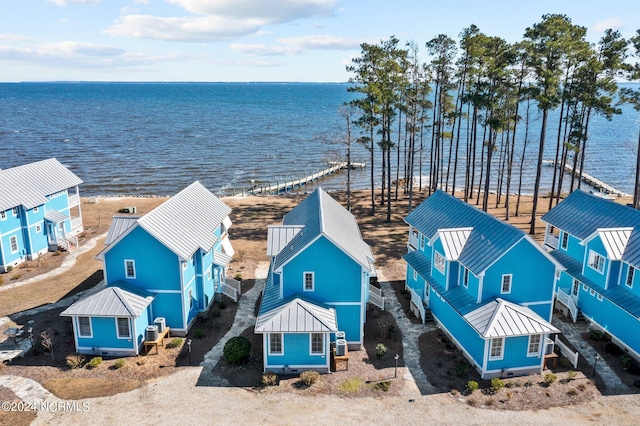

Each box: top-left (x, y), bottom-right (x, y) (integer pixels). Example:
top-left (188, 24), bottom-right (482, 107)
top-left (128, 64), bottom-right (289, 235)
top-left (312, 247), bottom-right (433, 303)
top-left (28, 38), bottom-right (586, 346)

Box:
top-left (434, 227), bottom-right (473, 261)
top-left (0, 158), bottom-right (83, 211)
top-left (255, 297), bottom-right (338, 333)
top-left (44, 209), bottom-right (69, 224)
top-left (267, 225), bottom-right (304, 257)
top-left (104, 216), bottom-right (140, 245)
top-left (60, 285), bottom-right (154, 318)
top-left (213, 250), bottom-right (232, 267)
top-left (464, 298), bottom-right (559, 338)
top-left (136, 181), bottom-right (231, 261)
top-left (582, 227), bottom-right (633, 260)
top-left (221, 236), bottom-right (235, 257)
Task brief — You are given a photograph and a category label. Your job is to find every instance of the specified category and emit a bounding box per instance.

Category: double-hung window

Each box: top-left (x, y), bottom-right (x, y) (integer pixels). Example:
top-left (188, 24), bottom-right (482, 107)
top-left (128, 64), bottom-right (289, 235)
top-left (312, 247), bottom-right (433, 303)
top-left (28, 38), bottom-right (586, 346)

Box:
top-left (561, 232), bottom-right (568, 250)
top-left (588, 250), bottom-right (605, 273)
top-left (310, 333), bottom-right (324, 355)
top-left (78, 317), bottom-right (92, 337)
top-left (269, 333), bottom-right (283, 355)
top-left (501, 274), bottom-right (512, 294)
top-left (10, 236), bottom-right (18, 253)
top-left (116, 318), bottom-right (130, 338)
top-left (490, 337), bottom-right (504, 360)
top-left (528, 334), bottom-right (541, 356)
top-left (124, 259), bottom-right (136, 279)
top-left (304, 272), bottom-right (314, 291)
top-left (434, 251), bottom-right (445, 273)
top-left (627, 266), bottom-right (635, 288)
top-left (463, 268), bottom-right (469, 288)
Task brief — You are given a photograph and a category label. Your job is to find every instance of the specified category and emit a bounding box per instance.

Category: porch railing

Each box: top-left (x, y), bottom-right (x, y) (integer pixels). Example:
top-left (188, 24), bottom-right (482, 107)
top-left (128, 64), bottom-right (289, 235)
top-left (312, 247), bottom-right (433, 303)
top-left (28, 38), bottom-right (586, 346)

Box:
top-left (557, 287), bottom-right (578, 322)
top-left (369, 284), bottom-right (385, 310)
top-left (68, 193), bottom-right (80, 207)
top-left (555, 336), bottom-right (579, 368)
top-left (410, 286), bottom-right (425, 324)
top-left (544, 233), bottom-right (559, 250)
top-left (71, 217), bottom-right (82, 231)
top-left (221, 276), bottom-right (241, 302)
top-left (409, 233), bottom-right (419, 250)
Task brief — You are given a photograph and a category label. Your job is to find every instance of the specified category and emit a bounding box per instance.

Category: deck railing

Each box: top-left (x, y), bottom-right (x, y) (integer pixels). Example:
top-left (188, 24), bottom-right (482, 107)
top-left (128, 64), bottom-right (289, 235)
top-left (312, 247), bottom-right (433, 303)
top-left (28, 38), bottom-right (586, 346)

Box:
top-left (369, 284), bottom-right (385, 310)
top-left (555, 336), bottom-right (579, 368)
top-left (410, 287), bottom-right (426, 324)
top-left (557, 288), bottom-right (578, 322)
top-left (544, 233), bottom-right (559, 250)
top-left (221, 276), bottom-right (241, 302)
top-left (71, 217), bottom-right (82, 231)
top-left (68, 193), bottom-right (80, 206)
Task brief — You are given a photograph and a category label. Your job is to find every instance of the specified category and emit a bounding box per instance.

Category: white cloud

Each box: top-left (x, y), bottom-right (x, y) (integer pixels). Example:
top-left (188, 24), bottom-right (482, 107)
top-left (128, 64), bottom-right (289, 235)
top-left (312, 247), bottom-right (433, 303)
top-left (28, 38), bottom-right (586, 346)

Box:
top-left (167, 0), bottom-right (336, 23)
top-left (0, 33), bottom-right (30, 42)
top-left (231, 35), bottom-right (362, 56)
top-left (592, 17), bottom-right (624, 32)
top-left (104, 14), bottom-right (266, 42)
top-left (47, 0), bottom-right (101, 5)
top-left (57, 18), bottom-right (71, 24)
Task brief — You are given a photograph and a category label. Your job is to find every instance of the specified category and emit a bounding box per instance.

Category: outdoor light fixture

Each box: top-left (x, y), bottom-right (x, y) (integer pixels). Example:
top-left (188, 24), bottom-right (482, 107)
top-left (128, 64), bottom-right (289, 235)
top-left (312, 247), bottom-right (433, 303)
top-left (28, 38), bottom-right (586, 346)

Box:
top-left (593, 353), bottom-right (600, 377)
top-left (187, 339), bottom-right (192, 365)
top-left (394, 354), bottom-right (400, 378)
top-left (27, 327), bottom-right (33, 347)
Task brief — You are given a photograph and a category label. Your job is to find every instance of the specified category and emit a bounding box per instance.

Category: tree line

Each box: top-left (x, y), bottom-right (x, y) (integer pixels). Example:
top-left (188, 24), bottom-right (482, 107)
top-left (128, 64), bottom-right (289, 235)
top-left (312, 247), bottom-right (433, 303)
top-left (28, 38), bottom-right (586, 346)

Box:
top-left (346, 14), bottom-right (640, 233)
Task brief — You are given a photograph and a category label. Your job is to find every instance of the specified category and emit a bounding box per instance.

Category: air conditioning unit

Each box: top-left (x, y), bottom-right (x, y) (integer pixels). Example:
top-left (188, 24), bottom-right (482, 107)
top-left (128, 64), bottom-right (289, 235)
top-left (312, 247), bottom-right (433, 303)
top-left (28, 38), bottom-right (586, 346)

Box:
top-left (146, 325), bottom-right (158, 341)
top-left (335, 331), bottom-right (345, 341)
top-left (336, 339), bottom-right (347, 356)
top-left (154, 317), bottom-right (166, 333)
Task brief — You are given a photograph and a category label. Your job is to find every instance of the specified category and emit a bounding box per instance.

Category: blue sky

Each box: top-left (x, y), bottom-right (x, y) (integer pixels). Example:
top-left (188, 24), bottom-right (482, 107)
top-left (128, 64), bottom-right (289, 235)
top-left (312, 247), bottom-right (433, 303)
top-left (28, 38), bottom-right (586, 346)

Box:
top-left (1, 0), bottom-right (639, 82)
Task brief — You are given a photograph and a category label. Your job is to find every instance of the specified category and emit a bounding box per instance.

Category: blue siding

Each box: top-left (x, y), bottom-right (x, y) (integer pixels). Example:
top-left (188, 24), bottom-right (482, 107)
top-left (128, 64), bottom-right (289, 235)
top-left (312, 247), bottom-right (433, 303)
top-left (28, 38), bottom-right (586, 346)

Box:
top-left (431, 238), bottom-right (447, 287)
top-left (608, 260), bottom-right (621, 290)
top-left (265, 333), bottom-right (328, 369)
top-left (333, 304), bottom-right (362, 343)
top-left (134, 308), bottom-right (151, 348)
top-left (486, 335), bottom-right (542, 372)
top-left (582, 238), bottom-right (608, 289)
top-left (150, 293), bottom-right (184, 330)
top-left (406, 264), bottom-right (426, 295)
top-left (621, 263), bottom-right (640, 298)
top-left (77, 317), bottom-right (135, 350)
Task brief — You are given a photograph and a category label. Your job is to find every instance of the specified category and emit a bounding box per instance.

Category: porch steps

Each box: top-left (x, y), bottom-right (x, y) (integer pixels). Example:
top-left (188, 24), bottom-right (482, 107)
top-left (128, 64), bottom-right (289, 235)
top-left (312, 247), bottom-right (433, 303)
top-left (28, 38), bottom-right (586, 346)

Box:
top-left (575, 311), bottom-right (586, 323)
top-left (423, 306), bottom-right (434, 323)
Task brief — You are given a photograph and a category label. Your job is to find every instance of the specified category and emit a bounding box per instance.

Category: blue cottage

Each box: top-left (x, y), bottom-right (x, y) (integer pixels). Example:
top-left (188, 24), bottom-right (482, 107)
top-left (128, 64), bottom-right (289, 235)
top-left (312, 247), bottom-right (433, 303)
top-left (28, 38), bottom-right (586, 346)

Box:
top-left (0, 158), bottom-right (83, 272)
top-left (404, 191), bottom-right (563, 379)
top-left (255, 188), bottom-right (376, 374)
top-left (61, 181), bottom-right (236, 356)
top-left (542, 190), bottom-right (640, 362)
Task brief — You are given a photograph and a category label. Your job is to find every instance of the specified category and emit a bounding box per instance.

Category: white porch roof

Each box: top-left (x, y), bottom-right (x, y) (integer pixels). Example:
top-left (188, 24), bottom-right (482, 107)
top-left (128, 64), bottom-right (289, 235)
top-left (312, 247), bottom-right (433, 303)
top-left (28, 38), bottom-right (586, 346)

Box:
top-left (213, 250), bottom-right (232, 268)
top-left (60, 285), bottom-right (154, 318)
top-left (44, 209), bottom-right (69, 224)
top-left (464, 298), bottom-right (559, 338)
top-left (255, 298), bottom-right (338, 333)
top-left (582, 227), bottom-right (633, 260)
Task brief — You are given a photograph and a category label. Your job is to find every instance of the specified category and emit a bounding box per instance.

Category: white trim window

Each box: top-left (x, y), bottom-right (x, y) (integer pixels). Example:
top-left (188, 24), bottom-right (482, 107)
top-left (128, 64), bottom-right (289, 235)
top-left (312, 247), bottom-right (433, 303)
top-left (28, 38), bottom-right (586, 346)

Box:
top-left (462, 267), bottom-right (469, 288)
top-left (35, 224), bottom-right (42, 233)
top-left (434, 251), bottom-right (445, 274)
top-left (189, 288), bottom-right (194, 310)
top-left (626, 266), bottom-right (635, 289)
top-left (572, 279), bottom-right (580, 296)
top-left (310, 333), bottom-right (324, 355)
top-left (0, 211), bottom-right (5, 220)
top-left (489, 337), bottom-right (504, 360)
top-left (33, 206), bottom-right (39, 213)
top-left (501, 274), bottom-right (512, 294)
top-left (597, 294), bottom-right (604, 301)
top-left (528, 334), bottom-right (541, 356)
top-left (78, 317), bottom-right (92, 338)
top-left (116, 318), bottom-right (131, 339)
top-left (9, 236), bottom-right (18, 253)
top-left (124, 259), bottom-right (136, 279)
top-left (561, 232), bottom-right (568, 250)
top-left (420, 235), bottom-right (425, 250)
top-left (587, 250), bottom-right (605, 273)
top-left (269, 333), bottom-right (283, 355)
top-left (303, 271), bottom-right (314, 291)
top-left (413, 269), bottom-right (418, 281)
top-left (12, 207), bottom-right (18, 217)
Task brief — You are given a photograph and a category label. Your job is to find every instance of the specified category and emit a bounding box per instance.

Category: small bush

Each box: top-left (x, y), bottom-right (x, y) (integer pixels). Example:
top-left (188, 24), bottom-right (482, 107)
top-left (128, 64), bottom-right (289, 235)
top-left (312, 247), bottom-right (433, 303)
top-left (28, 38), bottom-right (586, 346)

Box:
top-left (113, 359), bottom-right (125, 369)
top-left (339, 377), bottom-right (363, 393)
top-left (544, 373), bottom-right (557, 386)
top-left (577, 383), bottom-right (587, 391)
top-left (52, 251), bottom-right (60, 257)
top-left (166, 337), bottom-right (183, 349)
top-left (466, 380), bottom-right (479, 393)
top-left (375, 343), bottom-right (387, 359)
top-left (491, 378), bottom-right (505, 392)
top-left (374, 381), bottom-right (391, 392)
top-left (211, 309), bottom-right (221, 318)
top-left (223, 336), bottom-right (251, 365)
top-left (194, 329), bottom-right (205, 339)
top-left (300, 370), bottom-right (320, 387)
top-left (66, 354), bottom-right (84, 369)
top-left (621, 355), bottom-right (633, 369)
top-left (484, 397), bottom-right (495, 406)
top-left (6, 265), bottom-right (13, 272)
top-left (262, 373), bottom-right (278, 386)
top-left (567, 370), bottom-right (577, 380)
top-left (455, 362), bottom-right (469, 378)
top-left (589, 329), bottom-right (605, 341)
top-left (567, 388), bottom-right (578, 396)
top-left (377, 320), bottom-right (391, 339)
top-left (87, 357), bottom-right (102, 369)
top-left (524, 379), bottom-right (534, 387)
top-left (234, 273), bottom-right (242, 281)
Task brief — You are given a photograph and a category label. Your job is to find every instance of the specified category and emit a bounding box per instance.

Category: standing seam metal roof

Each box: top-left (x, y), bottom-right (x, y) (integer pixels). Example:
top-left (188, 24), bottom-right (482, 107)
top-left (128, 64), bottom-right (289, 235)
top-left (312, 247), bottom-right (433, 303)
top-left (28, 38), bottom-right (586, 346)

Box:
top-left (464, 298), bottom-right (558, 338)
top-left (405, 191), bottom-right (524, 275)
top-left (0, 158), bottom-right (83, 211)
top-left (60, 283), bottom-right (154, 318)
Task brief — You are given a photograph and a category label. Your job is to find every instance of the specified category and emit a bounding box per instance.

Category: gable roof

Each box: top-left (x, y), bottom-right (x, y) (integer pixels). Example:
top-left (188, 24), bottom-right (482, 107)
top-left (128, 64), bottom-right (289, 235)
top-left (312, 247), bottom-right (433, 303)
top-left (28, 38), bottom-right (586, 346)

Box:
top-left (542, 190), bottom-right (640, 268)
top-left (255, 297), bottom-right (338, 333)
top-left (582, 228), bottom-right (632, 260)
top-left (405, 191), bottom-right (525, 274)
top-left (433, 228), bottom-right (473, 261)
top-left (267, 225), bottom-right (304, 257)
top-left (464, 298), bottom-right (558, 338)
top-left (60, 282), bottom-right (154, 318)
top-left (0, 158), bottom-right (83, 212)
top-left (272, 188), bottom-right (375, 274)
top-left (99, 182), bottom-right (231, 261)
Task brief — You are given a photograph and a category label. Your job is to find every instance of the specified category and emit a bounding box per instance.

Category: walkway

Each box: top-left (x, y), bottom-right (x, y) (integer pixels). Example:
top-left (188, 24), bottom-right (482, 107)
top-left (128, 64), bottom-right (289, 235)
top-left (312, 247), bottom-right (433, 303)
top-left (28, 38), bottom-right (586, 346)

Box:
top-left (0, 375), bottom-right (58, 406)
top-left (0, 232), bottom-right (107, 293)
top-left (552, 317), bottom-right (629, 394)
top-left (199, 262), bottom-right (267, 376)
top-left (378, 272), bottom-right (437, 394)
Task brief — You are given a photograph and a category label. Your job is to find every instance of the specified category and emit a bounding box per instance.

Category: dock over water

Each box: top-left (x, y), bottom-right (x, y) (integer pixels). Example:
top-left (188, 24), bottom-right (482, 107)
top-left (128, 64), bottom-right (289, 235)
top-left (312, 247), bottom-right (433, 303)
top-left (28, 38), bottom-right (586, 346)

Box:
top-left (543, 160), bottom-right (629, 197)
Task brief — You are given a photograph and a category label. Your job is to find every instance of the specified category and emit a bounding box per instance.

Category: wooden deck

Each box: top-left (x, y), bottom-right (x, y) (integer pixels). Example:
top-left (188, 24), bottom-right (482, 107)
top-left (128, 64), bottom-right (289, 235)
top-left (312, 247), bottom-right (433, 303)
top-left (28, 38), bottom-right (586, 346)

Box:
top-left (330, 342), bottom-right (349, 372)
top-left (143, 327), bottom-right (171, 355)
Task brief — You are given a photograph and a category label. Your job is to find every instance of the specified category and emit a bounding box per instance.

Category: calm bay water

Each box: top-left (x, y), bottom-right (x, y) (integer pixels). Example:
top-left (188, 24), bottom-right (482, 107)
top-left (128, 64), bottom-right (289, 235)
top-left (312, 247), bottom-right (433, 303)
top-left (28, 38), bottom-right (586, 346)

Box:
top-left (0, 82), bottom-right (639, 197)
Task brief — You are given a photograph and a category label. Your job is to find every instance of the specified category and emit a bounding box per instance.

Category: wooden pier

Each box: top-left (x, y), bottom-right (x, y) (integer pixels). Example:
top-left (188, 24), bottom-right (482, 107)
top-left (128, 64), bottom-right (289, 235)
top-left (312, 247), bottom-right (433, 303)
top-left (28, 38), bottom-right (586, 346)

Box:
top-left (543, 160), bottom-right (629, 197)
top-left (247, 161), bottom-right (364, 196)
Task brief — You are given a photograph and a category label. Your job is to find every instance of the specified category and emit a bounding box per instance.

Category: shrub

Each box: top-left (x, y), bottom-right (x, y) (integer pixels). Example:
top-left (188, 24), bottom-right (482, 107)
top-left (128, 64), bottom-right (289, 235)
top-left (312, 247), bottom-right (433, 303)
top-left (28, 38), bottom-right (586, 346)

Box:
top-left (544, 373), bottom-right (557, 386)
top-left (621, 355), bottom-right (633, 369)
top-left (377, 320), bottom-right (391, 339)
top-left (234, 273), bottom-right (242, 281)
top-left (589, 329), bottom-right (605, 341)
top-left (491, 378), bottom-right (505, 392)
top-left (87, 357), bottom-right (102, 369)
top-left (577, 383), bottom-right (587, 391)
top-left (223, 336), bottom-right (251, 365)
top-left (455, 362), bottom-right (469, 378)
top-left (262, 373), bottom-right (278, 386)
top-left (6, 265), bottom-right (13, 272)
top-left (166, 337), bottom-right (183, 349)
top-left (300, 370), bottom-right (319, 387)
top-left (567, 388), bottom-right (578, 396)
top-left (339, 377), bottom-right (363, 393)
top-left (375, 343), bottom-right (387, 359)
top-left (466, 380), bottom-right (479, 393)
top-left (113, 359), bottom-right (125, 369)
top-left (567, 370), bottom-right (577, 380)
top-left (211, 309), bottom-right (221, 318)
top-left (524, 379), bottom-right (534, 387)
top-left (194, 329), bottom-right (205, 339)
top-left (66, 354), bottom-right (84, 369)
top-left (374, 381), bottom-right (391, 392)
